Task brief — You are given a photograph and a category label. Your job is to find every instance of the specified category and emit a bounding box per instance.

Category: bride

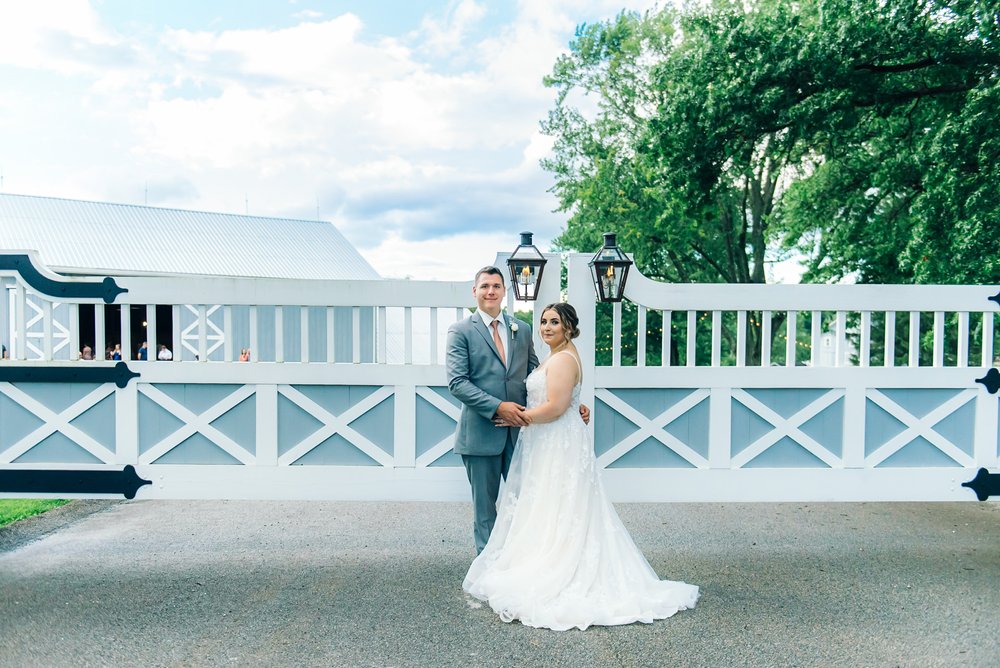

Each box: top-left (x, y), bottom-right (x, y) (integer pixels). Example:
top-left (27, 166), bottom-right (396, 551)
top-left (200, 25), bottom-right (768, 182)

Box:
top-left (463, 302), bottom-right (699, 631)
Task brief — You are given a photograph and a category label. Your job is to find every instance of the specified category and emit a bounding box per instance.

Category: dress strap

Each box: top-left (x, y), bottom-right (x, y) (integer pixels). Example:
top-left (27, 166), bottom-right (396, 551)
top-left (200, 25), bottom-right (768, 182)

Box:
top-left (552, 350), bottom-right (583, 382)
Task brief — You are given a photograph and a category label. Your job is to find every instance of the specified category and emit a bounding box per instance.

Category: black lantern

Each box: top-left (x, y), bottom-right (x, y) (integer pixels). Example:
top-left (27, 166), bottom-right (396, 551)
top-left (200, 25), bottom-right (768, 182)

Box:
top-left (506, 231), bottom-right (547, 301)
top-left (589, 232), bottom-right (632, 302)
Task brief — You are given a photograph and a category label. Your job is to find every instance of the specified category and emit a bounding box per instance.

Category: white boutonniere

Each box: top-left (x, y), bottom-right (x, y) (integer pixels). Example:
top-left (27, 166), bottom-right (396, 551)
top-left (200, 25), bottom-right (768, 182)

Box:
top-left (509, 321), bottom-right (519, 337)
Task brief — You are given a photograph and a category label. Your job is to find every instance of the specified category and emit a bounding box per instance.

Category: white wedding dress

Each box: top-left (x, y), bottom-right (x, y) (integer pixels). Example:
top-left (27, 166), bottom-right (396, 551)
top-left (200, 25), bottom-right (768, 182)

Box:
top-left (463, 351), bottom-right (699, 631)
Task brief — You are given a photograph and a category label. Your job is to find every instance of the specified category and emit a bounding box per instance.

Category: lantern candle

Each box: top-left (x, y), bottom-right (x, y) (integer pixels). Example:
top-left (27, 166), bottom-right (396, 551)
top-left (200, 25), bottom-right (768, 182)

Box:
top-left (601, 265), bottom-right (616, 293)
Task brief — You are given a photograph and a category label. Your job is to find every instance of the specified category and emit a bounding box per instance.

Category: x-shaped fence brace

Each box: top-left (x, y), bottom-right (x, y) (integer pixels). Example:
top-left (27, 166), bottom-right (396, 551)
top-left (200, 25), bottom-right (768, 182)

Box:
top-left (864, 389), bottom-right (976, 468)
top-left (413, 387), bottom-right (460, 468)
top-left (0, 382), bottom-right (116, 464)
top-left (180, 305), bottom-right (225, 359)
top-left (731, 389), bottom-right (844, 469)
top-left (276, 385), bottom-right (394, 467)
top-left (138, 384), bottom-right (256, 465)
top-left (23, 297), bottom-right (71, 358)
top-left (595, 389), bottom-right (711, 469)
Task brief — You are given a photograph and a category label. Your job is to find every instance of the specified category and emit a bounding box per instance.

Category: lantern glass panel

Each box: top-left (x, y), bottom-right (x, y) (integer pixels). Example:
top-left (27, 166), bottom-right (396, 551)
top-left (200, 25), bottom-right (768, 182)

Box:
top-left (509, 261), bottom-right (544, 300)
top-left (588, 232), bottom-right (632, 303)
top-left (506, 231), bottom-right (547, 301)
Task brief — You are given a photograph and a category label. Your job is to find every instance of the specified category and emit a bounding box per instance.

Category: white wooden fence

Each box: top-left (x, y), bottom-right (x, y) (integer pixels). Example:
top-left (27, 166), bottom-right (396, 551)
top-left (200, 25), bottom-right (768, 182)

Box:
top-left (0, 250), bottom-right (997, 501)
top-left (565, 253), bottom-right (999, 501)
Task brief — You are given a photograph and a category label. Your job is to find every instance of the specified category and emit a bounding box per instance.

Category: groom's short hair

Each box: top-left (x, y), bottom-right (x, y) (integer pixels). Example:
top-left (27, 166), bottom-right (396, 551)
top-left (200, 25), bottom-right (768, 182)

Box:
top-left (474, 266), bottom-right (505, 286)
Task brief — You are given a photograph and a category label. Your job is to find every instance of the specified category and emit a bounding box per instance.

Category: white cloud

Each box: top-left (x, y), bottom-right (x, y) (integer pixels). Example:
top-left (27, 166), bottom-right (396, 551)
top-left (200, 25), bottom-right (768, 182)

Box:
top-left (0, 0), bottom-right (119, 74)
top-left (0, 0), bottom-right (682, 281)
top-left (363, 230), bottom-right (531, 281)
top-left (418, 0), bottom-right (488, 56)
top-left (160, 15), bottom-right (416, 89)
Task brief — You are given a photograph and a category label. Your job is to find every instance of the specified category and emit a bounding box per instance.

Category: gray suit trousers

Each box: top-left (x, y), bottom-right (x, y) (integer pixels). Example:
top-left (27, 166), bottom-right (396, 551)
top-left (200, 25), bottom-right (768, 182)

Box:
top-left (461, 430), bottom-right (516, 554)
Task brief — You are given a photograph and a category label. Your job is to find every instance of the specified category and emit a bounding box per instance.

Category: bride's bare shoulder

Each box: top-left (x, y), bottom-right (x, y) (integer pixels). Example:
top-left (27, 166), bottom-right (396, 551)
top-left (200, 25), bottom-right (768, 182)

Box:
top-left (546, 350), bottom-right (582, 381)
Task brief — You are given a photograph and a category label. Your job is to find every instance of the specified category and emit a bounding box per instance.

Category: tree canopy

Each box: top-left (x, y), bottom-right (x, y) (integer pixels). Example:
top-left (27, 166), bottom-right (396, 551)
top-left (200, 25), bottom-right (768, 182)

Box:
top-left (543, 0), bottom-right (1000, 284)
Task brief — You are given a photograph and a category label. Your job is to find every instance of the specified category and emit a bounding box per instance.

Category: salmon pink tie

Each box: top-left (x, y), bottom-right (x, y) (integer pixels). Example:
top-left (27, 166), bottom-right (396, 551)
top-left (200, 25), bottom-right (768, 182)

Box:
top-left (491, 320), bottom-right (506, 366)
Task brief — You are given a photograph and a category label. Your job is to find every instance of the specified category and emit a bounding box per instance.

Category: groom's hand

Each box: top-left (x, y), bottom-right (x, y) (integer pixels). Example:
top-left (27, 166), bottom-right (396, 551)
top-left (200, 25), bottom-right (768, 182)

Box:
top-left (579, 403), bottom-right (591, 425)
top-left (495, 402), bottom-right (530, 427)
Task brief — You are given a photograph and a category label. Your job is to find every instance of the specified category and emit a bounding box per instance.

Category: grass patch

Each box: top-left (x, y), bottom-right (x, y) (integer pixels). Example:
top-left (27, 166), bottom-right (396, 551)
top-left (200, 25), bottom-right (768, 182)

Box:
top-left (0, 499), bottom-right (70, 528)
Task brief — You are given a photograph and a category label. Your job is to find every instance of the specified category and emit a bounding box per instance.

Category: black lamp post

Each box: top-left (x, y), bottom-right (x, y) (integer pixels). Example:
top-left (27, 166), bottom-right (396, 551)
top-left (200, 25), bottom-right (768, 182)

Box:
top-left (589, 232), bottom-right (632, 302)
top-left (507, 232), bottom-right (547, 301)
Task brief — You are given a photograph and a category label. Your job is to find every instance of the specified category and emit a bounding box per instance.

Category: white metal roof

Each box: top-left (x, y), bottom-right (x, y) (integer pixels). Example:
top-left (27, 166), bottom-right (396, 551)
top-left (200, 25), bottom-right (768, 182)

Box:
top-left (0, 193), bottom-right (380, 280)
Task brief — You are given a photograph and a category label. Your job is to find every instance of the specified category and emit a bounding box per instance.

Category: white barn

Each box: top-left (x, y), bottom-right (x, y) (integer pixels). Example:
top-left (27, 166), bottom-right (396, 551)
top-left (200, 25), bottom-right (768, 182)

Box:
top-left (0, 193), bottom-right (379, 280)
top-left (0, 193), bottom-right (381, 361)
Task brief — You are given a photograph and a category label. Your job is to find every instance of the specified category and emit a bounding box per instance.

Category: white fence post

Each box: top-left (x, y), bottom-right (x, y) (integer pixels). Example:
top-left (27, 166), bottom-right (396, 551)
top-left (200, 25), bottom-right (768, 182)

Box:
top-left (568, 254), bottom-right (597, 430)
top-left (116, 382), bottom-right (139, 465)
top-left (708, 387), bottom-right (732, 468)
top-left (394, 384), bottom-right (416, 467)
top-left (256, 384), bottom-right (278, 466)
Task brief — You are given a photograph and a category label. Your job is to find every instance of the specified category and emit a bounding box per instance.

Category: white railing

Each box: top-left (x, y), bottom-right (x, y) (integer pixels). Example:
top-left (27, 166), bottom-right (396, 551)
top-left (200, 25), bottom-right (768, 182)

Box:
top-left (576, 265), bottom-right (998, 370)
top-left (0, 252), bottom-right (488, 365)
top-left (0, 250), bottom-right (997, 501)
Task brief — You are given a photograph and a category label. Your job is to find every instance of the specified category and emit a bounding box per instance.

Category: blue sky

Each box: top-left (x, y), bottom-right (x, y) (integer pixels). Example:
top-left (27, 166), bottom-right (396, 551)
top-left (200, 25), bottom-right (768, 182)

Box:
top-left (96, 1), bottom-right (503, 38)
top-left (0, 1), bottom-right (672, 280)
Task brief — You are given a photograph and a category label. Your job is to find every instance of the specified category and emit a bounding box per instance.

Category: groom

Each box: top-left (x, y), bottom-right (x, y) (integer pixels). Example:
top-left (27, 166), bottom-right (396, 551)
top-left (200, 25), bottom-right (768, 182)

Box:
top-left (446, 266), bottom-right (536, 554)
top-left (447, 266), bottom-right (588, 553)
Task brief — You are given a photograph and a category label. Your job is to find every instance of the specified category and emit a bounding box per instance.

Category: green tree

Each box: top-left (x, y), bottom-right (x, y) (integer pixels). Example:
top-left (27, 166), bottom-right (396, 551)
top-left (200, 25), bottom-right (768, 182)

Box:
top-left (543, 0), bottom-right (1000, 286)
top-left (544, 0), bottom-right (999, 367)
top-left (776, 0), bottom-right (1000, 284)
top-left (543, 3), bottom-right (813, 286)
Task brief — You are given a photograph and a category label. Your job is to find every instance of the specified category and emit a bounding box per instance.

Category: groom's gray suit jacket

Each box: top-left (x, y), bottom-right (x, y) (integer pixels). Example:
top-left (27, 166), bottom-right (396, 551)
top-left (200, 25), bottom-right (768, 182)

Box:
top-left (446, 313), bottom-right (539, 456)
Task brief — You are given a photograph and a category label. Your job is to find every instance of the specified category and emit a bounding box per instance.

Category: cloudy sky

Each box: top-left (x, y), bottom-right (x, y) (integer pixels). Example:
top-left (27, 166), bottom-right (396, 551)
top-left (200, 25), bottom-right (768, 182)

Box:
top-left (0, 0), bottom-right (669, 280)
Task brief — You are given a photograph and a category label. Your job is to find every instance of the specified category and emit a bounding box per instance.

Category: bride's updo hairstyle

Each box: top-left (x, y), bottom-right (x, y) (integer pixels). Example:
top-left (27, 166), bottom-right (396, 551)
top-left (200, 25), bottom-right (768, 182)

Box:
top-left (541, 302), bottom-right (580, 340)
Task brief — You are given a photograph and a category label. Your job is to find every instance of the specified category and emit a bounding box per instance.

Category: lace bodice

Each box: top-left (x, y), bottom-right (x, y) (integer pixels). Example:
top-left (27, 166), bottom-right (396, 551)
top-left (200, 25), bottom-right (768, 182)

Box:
top-left (526, 351), bottom-right (582, 417)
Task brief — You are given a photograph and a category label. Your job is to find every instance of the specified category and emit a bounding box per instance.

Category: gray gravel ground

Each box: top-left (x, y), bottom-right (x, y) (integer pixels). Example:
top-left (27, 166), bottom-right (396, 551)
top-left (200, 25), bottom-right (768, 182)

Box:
top-left (0, 500), bottom-right (997, 668)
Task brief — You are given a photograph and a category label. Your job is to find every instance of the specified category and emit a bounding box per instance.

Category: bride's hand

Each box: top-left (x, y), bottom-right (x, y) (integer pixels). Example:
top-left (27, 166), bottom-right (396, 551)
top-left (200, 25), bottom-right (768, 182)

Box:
top-left (494, 407), bottom-right (532, 428)
top-left (495, 401), bottom-right (530, 427)
top-left (494, 417), bottom-right (531, 428)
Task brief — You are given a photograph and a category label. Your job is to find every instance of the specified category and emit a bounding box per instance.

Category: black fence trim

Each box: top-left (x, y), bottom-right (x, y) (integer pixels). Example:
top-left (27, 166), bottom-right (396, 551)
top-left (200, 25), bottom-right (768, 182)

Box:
top-left (976, 368), bottom-right (1000, 395)
top-left (0, 254), bottom-right (126, 304)
top-left (0, 362), bottom-right (139, 388)
top-left (962, 468), bottom-right (1000, 501)
top-left (0, 465), bottom-right (151, 499)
